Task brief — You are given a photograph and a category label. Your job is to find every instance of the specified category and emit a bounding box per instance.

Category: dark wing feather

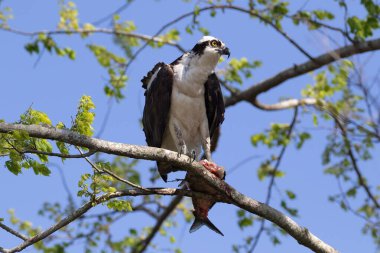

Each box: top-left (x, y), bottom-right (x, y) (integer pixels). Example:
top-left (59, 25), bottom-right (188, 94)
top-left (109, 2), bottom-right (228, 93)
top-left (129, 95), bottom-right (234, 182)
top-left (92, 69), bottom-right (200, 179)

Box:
top-left (204, 73), bottom-right (225, 138)
top-left (142, 62), bottom-right (174, 148)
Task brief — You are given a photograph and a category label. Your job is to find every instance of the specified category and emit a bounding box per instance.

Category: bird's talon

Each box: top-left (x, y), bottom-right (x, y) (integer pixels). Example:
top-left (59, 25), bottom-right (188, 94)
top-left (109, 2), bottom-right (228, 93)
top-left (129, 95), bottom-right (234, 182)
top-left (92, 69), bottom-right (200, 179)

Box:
top-left (178, 145), bottom-right (187, 158)
top-left (178, 179), bottom-right (190, 189)
top-left (190, 150), bottom-right (196, 163)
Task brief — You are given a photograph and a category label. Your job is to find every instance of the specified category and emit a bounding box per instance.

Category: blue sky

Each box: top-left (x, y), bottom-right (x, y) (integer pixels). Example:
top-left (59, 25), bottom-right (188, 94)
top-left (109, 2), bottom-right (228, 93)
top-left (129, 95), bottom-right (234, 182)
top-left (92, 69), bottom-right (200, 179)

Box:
top-left (1, 1), bottom-right (379, 252)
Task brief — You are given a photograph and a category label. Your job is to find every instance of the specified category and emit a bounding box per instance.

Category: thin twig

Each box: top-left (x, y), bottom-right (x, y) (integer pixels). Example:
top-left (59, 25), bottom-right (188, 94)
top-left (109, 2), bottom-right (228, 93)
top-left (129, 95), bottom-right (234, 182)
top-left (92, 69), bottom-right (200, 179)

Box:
top-left (132, 195), bottom-right (183, 253)
top-left (76, 147), bottom-right (146, 190)
top-left (92, 1), bottom-right (133, 26)
top-left (95, 98), bottom-right (114, 138)
top-left (0, 27), bottom-right (186, 52)
top-left (336, 177), bottom-right (378, 226)
top-left (249, 107), bottom-right (298, 252)
top-left (79, 205), bottom-right (160, 220)
top-left (0, 188), bottom-right (192, 253)
top-left (16, 148), bottom-right (96, 159)
top-left (287, 14), bottom-right (354, 43)
top-left (124, 4), bottom-right (315, 71)
top-left (49, 163), bottom-right (77, 212)
top-left (334, 119), bottom-right (380, 209)
top-left (0, 223), bottom-right (29, 241)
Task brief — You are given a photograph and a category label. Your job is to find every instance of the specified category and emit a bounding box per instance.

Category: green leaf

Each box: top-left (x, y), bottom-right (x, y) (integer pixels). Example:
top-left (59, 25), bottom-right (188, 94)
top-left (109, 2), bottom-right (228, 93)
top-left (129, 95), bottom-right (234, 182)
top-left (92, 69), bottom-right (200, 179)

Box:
top-left (312, 114), bottom-right (318, 126)
top-left (20, 109), bottom-right (52, 125)
top-left (29, 160), bottom-right (51, 176)
top-left (271, 235), bottom-right (281, 245)
top-left (280, 200), bottom-right (298, 217)
top-left (25, 41), bottom-right (40, 54)
top-left (285, 190), bottom-right (296, 200)
top-left (238, 217), bottom-right (253, 228)
top-left (58, 1), bottom-right (79, 31)
top-left (71, 95), bottom-right (95, 136)
top-left (312, 10), bottom-right (334, 20)
top-left (106, 200), bottom-right (133, 212)
top-left (346, 187), bottom-right (357, 197)
top-left (6, 160), bottom-right (22, 175)
top-left (359, 204), bottom-right (375, 218)
top-left (296, 132), bottom-right (311, 149)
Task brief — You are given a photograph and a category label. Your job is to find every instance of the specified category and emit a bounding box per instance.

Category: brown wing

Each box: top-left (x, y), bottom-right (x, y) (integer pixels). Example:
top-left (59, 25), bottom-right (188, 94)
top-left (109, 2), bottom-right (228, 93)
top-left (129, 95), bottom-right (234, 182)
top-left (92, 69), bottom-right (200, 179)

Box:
top-left (142, 62), bottom-right (174, 148)
top-left (204, 73), bottom-right (225, 139)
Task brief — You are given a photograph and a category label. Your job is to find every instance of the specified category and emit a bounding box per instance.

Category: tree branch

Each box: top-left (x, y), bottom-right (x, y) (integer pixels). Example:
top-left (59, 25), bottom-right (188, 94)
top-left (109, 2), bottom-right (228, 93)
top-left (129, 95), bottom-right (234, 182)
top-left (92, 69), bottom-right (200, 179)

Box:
top-left (223, 5), bottom-right (315, 61)
top-left (225, 37), bottom-right (380, 107)
top-left (252, 98), bottom-right (317, 110)
top-left (76, 147), bottom-right (145, 190)
top-left (133, 195), bottom-right (183, 253)
top-left (334, 118), bottom-right (380, 209)
top-left (0, 122), bottom-right (338, 253)
top-left (124, 4), bottom-right (316, 71)
top-left (13, 148), bottom-right (96, 159)
top-left (0, 223), bottom-right (28, 241)
top-left (0, 27), bottom-right (186, 53)
top-left (287, 15), bottom-right (354, 43)
top-left (249, 107), bottom-right (298, 252)
top-left (91, 1), bottom-right (133, 26)
top-left (0, 188), bottom-right (191, 253)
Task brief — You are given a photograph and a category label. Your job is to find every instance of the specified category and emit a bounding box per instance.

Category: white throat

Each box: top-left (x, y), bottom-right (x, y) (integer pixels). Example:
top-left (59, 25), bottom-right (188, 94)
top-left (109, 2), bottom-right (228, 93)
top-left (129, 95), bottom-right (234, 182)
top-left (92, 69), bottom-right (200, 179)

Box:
top-left (174, 53), bottom-right (219, 89)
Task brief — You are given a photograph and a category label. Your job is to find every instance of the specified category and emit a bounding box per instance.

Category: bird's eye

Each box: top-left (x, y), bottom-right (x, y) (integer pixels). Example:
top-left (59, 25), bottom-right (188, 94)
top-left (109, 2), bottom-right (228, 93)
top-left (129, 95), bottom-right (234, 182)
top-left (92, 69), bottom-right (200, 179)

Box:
top-left (210, 40), bottom-right (218, 47)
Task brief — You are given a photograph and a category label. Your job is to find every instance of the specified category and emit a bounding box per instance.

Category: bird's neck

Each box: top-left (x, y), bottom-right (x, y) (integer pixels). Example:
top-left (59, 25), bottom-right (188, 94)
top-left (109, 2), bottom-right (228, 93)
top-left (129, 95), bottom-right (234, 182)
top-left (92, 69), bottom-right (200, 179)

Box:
top-left (179, 53), bottom-right (219, 84)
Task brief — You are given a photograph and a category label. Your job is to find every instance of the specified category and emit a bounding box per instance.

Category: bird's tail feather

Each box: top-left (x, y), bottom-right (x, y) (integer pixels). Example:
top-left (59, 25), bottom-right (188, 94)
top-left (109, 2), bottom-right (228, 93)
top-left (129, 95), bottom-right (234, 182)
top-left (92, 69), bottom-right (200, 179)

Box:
top-left (157, 161), bottom-right (182, 182)
top-left (189, 216), bottom-right (224, 236)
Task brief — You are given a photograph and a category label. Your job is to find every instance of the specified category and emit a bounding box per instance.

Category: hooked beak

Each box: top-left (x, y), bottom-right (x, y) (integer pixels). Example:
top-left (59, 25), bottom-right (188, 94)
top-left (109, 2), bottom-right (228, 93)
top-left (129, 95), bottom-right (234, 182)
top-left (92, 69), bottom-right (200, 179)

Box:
top-left (218, 47), bottom-right (230, 58)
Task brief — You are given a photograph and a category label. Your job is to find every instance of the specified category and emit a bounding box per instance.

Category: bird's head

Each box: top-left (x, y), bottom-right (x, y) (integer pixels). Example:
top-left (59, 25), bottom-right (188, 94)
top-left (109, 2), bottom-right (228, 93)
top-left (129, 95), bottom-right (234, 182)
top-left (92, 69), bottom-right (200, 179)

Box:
top-left (190, 36), bottom-right (230, 59)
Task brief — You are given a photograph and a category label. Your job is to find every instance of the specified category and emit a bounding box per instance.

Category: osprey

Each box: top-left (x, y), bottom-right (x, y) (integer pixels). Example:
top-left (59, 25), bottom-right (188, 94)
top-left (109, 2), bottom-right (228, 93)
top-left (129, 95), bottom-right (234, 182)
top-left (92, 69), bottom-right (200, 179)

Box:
top-left (142, 36), bottom-right (230, 235)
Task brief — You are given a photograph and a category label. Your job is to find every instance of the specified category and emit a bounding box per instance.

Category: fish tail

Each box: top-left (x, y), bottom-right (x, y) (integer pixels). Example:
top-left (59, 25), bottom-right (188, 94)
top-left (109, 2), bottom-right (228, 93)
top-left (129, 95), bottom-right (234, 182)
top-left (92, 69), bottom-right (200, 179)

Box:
top-left (189, 216), bottom-right (224, 236)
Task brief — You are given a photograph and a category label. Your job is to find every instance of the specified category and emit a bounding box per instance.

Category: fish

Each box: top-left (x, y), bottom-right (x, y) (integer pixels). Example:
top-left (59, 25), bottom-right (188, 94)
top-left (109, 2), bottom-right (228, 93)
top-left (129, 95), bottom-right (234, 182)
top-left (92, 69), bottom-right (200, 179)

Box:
top-left (185, 159), bottom-right (226, 236)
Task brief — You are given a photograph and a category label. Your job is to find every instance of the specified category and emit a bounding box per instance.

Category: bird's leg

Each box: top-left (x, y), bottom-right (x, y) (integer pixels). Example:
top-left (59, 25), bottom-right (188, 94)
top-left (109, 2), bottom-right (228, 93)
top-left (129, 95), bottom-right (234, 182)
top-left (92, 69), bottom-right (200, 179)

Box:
top-left (200, 133), bottom-right (224, 178)
top-left (200, 121), bottom-right (212, 161)
top-left (199, 122), bottom-right (225, 178)
top-left (202, 137), bottom-right (212, 162)
top-left (172, 123), bottom-right (188, 158)
top-left (178, 144), bottom-right (187, 158)
top-left (189, 149), bottom-right (196, 163)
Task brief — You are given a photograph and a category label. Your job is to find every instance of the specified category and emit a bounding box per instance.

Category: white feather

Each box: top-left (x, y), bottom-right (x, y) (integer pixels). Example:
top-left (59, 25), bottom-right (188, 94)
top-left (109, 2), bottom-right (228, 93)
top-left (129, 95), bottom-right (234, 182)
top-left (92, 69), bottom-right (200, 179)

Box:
top-left (198, 36), bottom-right (226, 48)
top-left (162, 45), bottom-right (221, 158)
top-left (147, 67), bottom-right (161, 90)
top-left (198, 35), bottom-right (218, 43)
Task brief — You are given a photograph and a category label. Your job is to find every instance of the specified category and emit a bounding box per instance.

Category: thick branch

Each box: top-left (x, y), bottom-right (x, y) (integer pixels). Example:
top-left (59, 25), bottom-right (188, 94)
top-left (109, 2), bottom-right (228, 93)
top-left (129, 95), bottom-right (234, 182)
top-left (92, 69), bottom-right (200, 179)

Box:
top-left (0, 123), bottom-right (337, 253)
top-left (225, 37), bottom-right (380, 107)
